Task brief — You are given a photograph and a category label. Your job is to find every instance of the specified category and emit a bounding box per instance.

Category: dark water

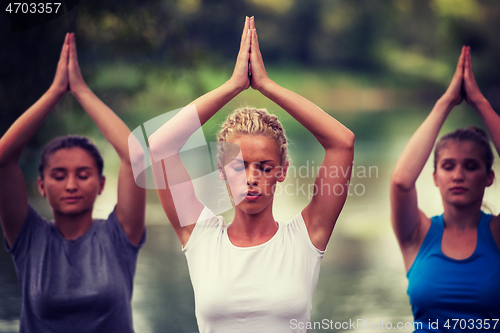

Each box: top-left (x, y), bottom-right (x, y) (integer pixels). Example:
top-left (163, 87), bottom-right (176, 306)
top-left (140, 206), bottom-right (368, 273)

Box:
top-left (0, 139), bottom-right (413, 333)
top-left (1, 119), bottom-right (499, 332)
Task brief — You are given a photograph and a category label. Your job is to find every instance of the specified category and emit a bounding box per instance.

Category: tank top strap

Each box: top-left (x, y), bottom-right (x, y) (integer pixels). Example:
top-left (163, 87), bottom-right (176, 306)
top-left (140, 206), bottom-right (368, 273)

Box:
top-left (478, 211), bottom-right (500, 258)
top-left (423, 214), bottom-right (444, 251)
top-left (409, 214), bottom-right (444, 272)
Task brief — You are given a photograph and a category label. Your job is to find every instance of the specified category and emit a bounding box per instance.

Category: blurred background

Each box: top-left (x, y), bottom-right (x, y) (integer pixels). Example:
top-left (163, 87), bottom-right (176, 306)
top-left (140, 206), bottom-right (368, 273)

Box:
top-left (1, 0), bottom-right (500, 332)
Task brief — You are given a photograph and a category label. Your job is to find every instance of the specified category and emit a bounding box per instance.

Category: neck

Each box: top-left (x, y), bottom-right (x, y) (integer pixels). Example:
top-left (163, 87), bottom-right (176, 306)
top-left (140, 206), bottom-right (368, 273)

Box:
top-left (442, 202), bottom-right (482, 230)
top-left (54, 209), bottom-right (94, 240)
top-left (229, 203), bottom-right (278, 246)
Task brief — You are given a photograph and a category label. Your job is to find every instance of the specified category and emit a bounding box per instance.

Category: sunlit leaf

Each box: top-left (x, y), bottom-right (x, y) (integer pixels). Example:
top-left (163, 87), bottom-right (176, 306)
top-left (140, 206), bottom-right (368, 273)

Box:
top-left (245, 0), bottom-right (294, 14)
top-left (432, 0), bottom-right (483, 21)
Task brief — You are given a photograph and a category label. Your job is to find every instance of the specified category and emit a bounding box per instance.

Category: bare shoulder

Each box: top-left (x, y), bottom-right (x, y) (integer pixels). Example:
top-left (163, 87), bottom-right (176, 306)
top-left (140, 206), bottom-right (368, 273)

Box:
top-left (489, 214), bottom-right (500, 250)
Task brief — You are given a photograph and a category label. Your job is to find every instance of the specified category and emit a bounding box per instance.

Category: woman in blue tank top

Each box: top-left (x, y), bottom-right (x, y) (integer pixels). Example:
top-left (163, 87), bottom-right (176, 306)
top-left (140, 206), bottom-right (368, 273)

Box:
top-left (0, 33), bottom-right (146, 332)
top-left (390, 46), bottom-right (500, 332)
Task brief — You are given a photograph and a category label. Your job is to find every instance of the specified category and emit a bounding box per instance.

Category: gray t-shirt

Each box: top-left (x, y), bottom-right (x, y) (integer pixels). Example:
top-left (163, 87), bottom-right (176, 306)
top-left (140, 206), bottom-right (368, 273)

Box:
top-left (5, 205), bottom-right (145, 333)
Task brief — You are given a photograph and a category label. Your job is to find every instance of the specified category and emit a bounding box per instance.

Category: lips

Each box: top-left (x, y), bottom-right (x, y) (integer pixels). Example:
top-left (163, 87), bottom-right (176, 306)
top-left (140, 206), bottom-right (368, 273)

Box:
top-left (449, 186), bottom-right (468, 194)
top-left (245, 190), bottom-right (261, 201)
top-left (62, 196), bottom-right (83, 203)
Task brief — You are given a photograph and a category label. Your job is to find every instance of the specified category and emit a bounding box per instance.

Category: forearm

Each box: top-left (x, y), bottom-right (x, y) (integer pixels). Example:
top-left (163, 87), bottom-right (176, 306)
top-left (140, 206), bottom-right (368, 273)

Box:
top-left (151, 16), bottom-right (249, 163)
top-left (391, 97), bottom-right (454, 190)
top-left (189, 80), bottom-right (243, 124)
top-left (149, 80), bottom-right (242, 160)
top-left (259, 79), bottom-right (354, 150)
top-left (72, 87), bottom-right (131, 162)
top-left (0, 87), bottom-right (61, 247)
top-left (0, 88), bottom-right (63, 164)
top-left (471, 97), bottom-right (500, 156)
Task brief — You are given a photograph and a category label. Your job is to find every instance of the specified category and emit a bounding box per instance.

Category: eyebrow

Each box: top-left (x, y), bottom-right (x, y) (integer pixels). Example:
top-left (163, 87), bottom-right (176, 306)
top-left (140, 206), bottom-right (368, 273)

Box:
top-left (440, 158), bottom-right (480, 164)
top-left (49, 166), bottom-right (94, 172)
top-left (233, 159), bottom-right (275, 165)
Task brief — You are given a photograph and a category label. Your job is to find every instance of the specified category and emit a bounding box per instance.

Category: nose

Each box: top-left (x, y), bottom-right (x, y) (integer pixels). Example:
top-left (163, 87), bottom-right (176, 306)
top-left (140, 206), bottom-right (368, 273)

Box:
top-left (246, 164), bottom-right (259, 186)
top-left (65, 175), bottom-right (78, 192)
top-left (452, 165), bottom-right (464, 182)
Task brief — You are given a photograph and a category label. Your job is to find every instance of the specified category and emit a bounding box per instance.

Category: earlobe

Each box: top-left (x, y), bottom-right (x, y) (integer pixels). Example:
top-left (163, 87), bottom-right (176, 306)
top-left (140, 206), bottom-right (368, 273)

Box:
top-left (277, 163), bottom-right (289, 182)
top-left (433, 171), bottom-right (438, 187)
top-left (38, 177), bottom-right (46, 197)
top-left (98, 176), bottom-right (106, 195)
top-left (486, 170), bottom-right (495, 187)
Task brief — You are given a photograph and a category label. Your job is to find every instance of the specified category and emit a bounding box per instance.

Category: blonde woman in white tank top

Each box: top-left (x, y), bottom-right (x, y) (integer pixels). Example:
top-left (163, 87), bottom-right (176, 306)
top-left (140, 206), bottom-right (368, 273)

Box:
top-left (149, 16), bottom-right (354, 333)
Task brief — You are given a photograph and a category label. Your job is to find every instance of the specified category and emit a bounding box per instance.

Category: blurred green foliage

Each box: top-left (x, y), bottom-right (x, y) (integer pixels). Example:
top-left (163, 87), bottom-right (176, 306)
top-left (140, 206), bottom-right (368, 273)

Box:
top-left (1, 0), bottom-right (500, 184)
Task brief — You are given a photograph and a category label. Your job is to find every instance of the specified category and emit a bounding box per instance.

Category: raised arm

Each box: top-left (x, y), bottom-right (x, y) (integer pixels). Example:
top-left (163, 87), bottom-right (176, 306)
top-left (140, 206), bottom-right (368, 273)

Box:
top-left (0, 34), bottom-right (70, 248)
top-left (247, 20), bottom-right (354, 251)
top-left (463, 47), bottom-right (500, 158)
top-left (462, 46), bottom-right (500, 243)
top-left (67, 33), bottom-right (145, 245)
top-left (148, 17), bottom-right (252, 246)
top-left (390, 47), bottom-right (466, 268)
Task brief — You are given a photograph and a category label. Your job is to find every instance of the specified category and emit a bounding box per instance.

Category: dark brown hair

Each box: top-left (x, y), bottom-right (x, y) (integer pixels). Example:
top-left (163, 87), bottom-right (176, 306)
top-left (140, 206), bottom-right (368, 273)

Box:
top-left (434, 126), bottom-right (494, 173)
top-left (38, 135), bottom-right (104, 179)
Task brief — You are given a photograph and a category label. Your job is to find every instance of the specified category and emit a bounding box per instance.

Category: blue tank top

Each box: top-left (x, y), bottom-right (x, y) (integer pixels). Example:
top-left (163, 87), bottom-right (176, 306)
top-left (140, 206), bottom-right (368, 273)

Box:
top-left (407, 212), bottom-right (500, 332)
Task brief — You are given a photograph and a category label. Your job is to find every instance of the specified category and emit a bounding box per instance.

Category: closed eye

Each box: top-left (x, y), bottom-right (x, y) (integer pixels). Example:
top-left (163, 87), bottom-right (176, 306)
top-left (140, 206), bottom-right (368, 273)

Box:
top-left (440, 162), bottom-right (455, 171)
top-left (230, 161), bottom-right (245, 171)
top-left (464, 162), bottom-right (480, 171)
top-left (77, 171), bottom-right (91, 180)
top-left (50, 172), bottom-right (66, 181)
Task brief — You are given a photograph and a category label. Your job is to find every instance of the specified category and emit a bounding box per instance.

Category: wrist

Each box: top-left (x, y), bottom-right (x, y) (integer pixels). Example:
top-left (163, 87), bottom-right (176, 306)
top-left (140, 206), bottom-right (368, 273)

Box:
top-left (224, 79), bottom-right (246, 96)
top-left (468, 95), bottom-right (489, 109)
top-left (47, 85), bottom-right (67, 100)
top-left (255, 78), bottom-right (275, 95)
top-left (70, 84), bottom-right (92, 99)
top-left (436, 95), bottom-right (459, 112)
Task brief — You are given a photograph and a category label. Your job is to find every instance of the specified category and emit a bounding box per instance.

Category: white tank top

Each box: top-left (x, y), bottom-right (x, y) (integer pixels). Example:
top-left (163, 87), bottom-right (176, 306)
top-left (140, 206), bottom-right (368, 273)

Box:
top-left (183, 207), bottom-right (324, 333)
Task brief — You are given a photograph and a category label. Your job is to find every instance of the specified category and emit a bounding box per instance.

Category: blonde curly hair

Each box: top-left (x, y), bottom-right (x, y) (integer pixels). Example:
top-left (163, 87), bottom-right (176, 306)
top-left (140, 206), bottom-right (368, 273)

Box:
top-left (217, 107), bottom-right (288, 167)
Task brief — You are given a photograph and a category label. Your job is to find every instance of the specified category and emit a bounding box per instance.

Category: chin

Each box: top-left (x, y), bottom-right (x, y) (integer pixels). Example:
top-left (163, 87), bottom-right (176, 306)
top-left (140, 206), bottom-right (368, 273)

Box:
top-left (55, 205), bottom-right (92, 216)
top-left (238, 199), bottom-right (273, 215)
top-left (447, 198), bottom-right (481, 209)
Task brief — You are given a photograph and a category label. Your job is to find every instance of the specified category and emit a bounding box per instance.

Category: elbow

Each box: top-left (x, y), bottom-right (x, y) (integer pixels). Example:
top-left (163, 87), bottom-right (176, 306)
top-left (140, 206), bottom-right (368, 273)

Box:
top-left (0, 143), bottom-right (19, 168)
top-left (147, 131), bottom-right (159, 157)
top-left (128, 146), bottom-right (146, 168)
top-left (148, 128), bottom-right (182, 161)
top-left (345, 130), bottom-right (355, 151)
top-left (390, 172), bottom-right (415, 193)
top-left (323, 130), bottom-right (354, 155)
top-left (126, 132), bottom-right (146, 167)
top-left (337, 129), bottom-right (355, 152)
top-left (148, 131), bottom-right (169, 161)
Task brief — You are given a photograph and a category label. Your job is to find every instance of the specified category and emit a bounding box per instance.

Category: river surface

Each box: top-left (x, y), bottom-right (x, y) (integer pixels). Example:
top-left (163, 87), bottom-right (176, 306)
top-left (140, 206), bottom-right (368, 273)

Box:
top-left (1, 112), bottom-right (499, 333)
